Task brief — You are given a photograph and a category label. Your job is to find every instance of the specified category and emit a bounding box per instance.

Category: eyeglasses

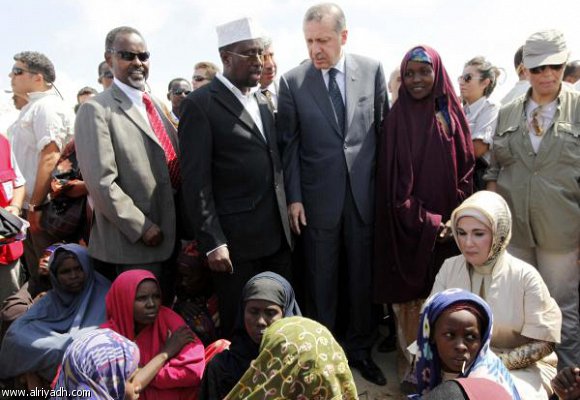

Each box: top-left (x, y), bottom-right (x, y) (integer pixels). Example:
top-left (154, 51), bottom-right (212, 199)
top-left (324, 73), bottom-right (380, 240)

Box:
top-left (108, 48), bottom-right (150, 62)
top-left (172, 89), bottom-right (191, 96)
top-left (227, 50), bottom-right (264, 61)
top-left (529, 64), bottom-right (564, 75)
top-left (192, 75), bottom-right (208, 82)
top-left (458, 73), bottom-right (482, 83)
top-left (11, 66), bottom-right (35, 76)
top-left (100, 71), bottom-right (114, 79)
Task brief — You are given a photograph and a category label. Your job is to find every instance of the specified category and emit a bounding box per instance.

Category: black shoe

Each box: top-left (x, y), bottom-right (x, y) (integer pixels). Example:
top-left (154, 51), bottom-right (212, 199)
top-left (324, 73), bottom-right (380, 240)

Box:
top-left (350, 357), bottom-right (387, 386)
top-left (377, 334), bottom-right (397, 353)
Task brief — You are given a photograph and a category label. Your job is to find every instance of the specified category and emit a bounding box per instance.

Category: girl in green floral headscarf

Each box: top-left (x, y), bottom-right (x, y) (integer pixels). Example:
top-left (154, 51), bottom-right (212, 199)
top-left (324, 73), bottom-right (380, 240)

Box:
top-left (225, 316), bottom-right (357, 400)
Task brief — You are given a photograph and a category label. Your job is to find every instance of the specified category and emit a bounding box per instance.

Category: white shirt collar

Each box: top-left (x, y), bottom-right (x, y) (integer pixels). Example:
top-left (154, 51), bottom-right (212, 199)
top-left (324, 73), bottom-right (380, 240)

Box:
top-left (113, 77), bottom-right (145, 106)
top-left (464, 96), bottom-right (487, 118)
top-left (216, 73), bottom-right (255, 99)
top-left (322, 53), bottom-right (346, 76)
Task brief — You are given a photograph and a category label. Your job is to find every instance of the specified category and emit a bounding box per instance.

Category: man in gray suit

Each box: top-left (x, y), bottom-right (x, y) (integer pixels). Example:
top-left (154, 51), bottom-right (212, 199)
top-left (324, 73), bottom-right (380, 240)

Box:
top-left (75, 26), bottom-right (178, 282)
top-left (278, 3), bottom-right (387, 385)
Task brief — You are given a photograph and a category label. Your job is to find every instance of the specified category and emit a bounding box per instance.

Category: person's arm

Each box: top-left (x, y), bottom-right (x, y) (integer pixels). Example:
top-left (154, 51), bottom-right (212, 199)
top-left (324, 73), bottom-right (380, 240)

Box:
top-left (75, 100), bottom-right (157, 244)
top-left (28, 142), bottom-right (61, 232)
top-left (6, 186), bottom-right (24, 216)
top-left (471, 102), bottom-right (498, 158)
top-left (132, 325), bottom-right (196, 390)
top-left (277, 75), bottom-right (306, 235)
top-left (178, 95), bottom-right (229, 266)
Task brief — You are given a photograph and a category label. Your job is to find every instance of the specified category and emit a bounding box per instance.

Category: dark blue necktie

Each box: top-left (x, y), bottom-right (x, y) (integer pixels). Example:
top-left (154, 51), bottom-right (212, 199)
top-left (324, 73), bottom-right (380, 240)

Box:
top-left (328, 68), bottom-right (345, 133)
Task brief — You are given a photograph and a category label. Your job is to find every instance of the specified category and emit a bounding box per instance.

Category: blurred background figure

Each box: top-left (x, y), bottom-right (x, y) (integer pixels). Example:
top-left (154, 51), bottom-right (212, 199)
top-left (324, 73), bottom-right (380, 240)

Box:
top-left (192, 61), bottom-right (219, 90)
top-left (165, 78), bottom-right (191, 127)
top-left (458, 56), bottom-right (500, 191)
top-left (501, 45), bottom-right (530, 105)
top-left (74, 86), bottom-right (98, 113)
top-left (97, 61), bottom-right (113, 90)
top-left (387, 67), bottom-right (401, 105)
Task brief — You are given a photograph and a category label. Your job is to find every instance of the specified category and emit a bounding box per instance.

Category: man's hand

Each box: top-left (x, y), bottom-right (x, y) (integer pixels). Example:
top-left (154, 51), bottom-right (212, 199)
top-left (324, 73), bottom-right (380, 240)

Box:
top-left (142, 224), bottom-right (163, 246)
top-left (207, 246), bottom-right (233, 273)
top-left (288, 202), bottom-right (307, 235)
top-left (552, 366), bottom-right (580, 400)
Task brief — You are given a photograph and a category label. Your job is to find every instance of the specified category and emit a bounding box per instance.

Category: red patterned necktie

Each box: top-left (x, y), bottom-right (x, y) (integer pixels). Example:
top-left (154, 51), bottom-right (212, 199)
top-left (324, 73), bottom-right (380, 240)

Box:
top-left (142, 92), bottom-right (180, 188)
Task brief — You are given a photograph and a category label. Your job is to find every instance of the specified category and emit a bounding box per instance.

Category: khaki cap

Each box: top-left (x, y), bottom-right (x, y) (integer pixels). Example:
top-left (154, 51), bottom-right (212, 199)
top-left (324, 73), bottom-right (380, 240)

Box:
top-left (523, 29), bottom-right (569, 69)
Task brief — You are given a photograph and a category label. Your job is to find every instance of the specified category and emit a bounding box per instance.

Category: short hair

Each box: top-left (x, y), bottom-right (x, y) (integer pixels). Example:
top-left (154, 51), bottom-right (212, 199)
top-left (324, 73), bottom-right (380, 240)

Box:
top-left (105, 26), bottom-right (143, 51)
top-left (194, 61), bottom-right (220, 79)
top-left (303, 3), bottom-right (346, 33)
top-left (13, 51), bottom-right (56, 84)
top-left (262, 37), bottom-right (273, 49)
top-left (564, 60), bottom-right (580, 79)
top-left (98, 61), bottom-right (109, 76)
top-left (77, 86), bottom-right (98, 99)
top-left (167, 78), bottom-right (191, 91)
top-left (514, 45), bottom-right (524, 70)
top-left (464, 56), bottom-right (501, 98)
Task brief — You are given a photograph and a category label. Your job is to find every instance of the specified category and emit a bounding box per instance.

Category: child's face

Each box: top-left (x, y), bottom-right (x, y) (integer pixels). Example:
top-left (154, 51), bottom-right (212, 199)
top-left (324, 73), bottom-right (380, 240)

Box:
top-left (433, 309), bottom-right (482, 373)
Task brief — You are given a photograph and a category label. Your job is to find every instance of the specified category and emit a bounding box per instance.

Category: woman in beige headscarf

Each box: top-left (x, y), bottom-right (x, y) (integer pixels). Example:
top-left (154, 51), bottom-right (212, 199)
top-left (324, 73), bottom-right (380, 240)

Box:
top-left (431, 190), bottom-right (561, 400)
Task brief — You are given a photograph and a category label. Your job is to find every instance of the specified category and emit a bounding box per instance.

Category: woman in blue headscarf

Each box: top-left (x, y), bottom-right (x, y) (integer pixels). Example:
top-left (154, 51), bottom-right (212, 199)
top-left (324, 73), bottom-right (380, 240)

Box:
top-left (199, 271), bottom-right (301, 400)
top-left (0, 244), bottom-right (109, 386)
top-left (413, 288), bottom-right (520, 399)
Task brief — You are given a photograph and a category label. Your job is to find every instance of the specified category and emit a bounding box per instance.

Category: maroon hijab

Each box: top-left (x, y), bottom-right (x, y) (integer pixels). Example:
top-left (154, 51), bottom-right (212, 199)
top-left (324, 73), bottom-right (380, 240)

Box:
top-left (374, 46), bottom-right (474, 303)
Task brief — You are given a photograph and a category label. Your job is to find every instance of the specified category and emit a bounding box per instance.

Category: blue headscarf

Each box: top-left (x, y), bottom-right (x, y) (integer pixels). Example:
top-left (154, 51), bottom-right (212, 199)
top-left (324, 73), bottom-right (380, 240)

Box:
top-left (53, 328), bottom-right (139, 399)
top-left (0, 244), bottom-right (110, 380)
top-left (414, 289), bottom-right (520, 399)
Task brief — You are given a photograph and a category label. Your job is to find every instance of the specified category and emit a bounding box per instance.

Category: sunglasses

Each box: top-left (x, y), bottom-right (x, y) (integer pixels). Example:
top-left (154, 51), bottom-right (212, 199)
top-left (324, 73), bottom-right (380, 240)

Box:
top-left (458, 73), bottom-right (482, 83)
top-left (227, 50), bottom-right (264, 61)
top-left (11, 66), bottom-right (35, 76)
top-left (192, 75), bottom-right (208, 82)
top-left (108, 48), bottom-right (150, 62)
top-left (529, 64), bottom-right (564, 74)
top-left (172, 89), bottom-right (191, 96)
top-left (100, 71), bottom-right (114, 79)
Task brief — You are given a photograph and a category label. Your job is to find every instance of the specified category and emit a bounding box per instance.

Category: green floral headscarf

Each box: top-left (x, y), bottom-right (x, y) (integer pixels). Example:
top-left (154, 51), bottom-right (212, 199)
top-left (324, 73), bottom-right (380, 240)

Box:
top-left (225, 316), bottom-right (358, 400)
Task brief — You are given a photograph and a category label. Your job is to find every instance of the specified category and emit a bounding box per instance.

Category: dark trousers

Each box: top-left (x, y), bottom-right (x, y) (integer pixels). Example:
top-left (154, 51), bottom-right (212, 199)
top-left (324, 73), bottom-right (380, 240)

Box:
top-left (213, 243), bottom-right (291, 339)
top-left (303, 185), bottom-right (376, 361)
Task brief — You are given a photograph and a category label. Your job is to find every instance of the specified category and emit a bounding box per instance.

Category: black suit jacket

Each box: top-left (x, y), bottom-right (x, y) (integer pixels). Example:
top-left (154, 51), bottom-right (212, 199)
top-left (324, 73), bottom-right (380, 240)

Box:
top-left (178, 78), bottom-right (291, 262)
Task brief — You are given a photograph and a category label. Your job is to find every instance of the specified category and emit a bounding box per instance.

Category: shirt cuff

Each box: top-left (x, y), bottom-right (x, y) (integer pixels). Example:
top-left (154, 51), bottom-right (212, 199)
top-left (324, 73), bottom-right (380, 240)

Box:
top-left (207, 244), bottom-right (227, 257)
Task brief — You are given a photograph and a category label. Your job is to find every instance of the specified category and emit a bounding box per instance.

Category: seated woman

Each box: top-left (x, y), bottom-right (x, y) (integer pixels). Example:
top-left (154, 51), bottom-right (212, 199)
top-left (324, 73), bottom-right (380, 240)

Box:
top-left (0, 244), bottom-right (109, 387)
top-left (225, 316), bottom-right (357, 399)
top-left (414, 289), bottom-right (520, 399)
top-left (1, 244), bottom-right (57, 342)
top-left (53, 328), bottom-right (141, 400)
top-left (432, 190), bottom-right (562, 399)
top-left (102, 270), bottom-right (205, 400)
top-left (199, 271), bottom-right (301, 400)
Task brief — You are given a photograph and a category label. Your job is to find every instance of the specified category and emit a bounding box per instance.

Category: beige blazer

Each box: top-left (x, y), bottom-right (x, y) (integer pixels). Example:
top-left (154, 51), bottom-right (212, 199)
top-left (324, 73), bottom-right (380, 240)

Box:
top-left (75, 84), bottom-right (177, 264)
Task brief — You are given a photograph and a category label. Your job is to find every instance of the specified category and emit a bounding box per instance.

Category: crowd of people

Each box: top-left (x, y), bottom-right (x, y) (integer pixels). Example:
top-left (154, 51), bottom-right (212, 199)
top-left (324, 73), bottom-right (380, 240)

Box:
top-left (0, 1), bottom-right (578, 399)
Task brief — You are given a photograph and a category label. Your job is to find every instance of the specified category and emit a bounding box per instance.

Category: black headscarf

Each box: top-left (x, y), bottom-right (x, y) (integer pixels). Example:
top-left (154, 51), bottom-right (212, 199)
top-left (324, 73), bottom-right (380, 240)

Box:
top-left (198, 271), bottom-right (301, 400)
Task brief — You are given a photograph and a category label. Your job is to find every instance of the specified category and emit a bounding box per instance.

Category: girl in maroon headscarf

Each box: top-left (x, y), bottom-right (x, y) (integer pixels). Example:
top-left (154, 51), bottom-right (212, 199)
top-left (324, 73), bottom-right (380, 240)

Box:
top-left (374, 45), bottom-right (474, 384)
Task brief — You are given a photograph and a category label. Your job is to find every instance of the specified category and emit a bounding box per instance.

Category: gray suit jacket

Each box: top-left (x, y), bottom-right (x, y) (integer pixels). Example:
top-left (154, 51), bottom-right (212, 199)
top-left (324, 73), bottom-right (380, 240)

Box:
top-left (278, 54), bottom-right (387, 228)
top-left (75, 84), bottom-right (176, 264)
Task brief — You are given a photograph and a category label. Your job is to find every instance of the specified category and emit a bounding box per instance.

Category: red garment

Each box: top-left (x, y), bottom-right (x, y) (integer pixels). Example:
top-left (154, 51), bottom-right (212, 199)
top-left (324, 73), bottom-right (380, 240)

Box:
top-left (374, 46), bottom-right (474, 303)
top-left (102, 270), bottom-right (205, 400)
top-left (0, 135), bottom-right (23, 264)
top-left (142, 93), bottom-right (181, 189)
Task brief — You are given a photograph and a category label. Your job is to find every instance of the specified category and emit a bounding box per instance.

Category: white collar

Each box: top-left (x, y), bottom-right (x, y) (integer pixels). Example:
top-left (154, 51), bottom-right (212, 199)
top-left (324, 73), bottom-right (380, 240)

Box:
top-left (113, 77), bottom-right (145, 105)
top-left (322, 53), bottom-right (346, 75)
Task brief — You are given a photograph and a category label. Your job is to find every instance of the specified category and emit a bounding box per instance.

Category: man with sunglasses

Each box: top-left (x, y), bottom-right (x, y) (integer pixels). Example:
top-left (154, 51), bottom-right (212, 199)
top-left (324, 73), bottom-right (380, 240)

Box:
top-left (192, 61), bottom-right (219, 90)
top-left (97, 61), bottom-right (114, 90)
top-left (178, 17), bottom-right (292, 337)
top-left (485, 29), bottom-right (580, 371)
top-left (7, 51), bottom-right (74, 279)
top-left (75, 26), bottom-right (179, 290)
top-left (165, 78), bottom-right (192, 128)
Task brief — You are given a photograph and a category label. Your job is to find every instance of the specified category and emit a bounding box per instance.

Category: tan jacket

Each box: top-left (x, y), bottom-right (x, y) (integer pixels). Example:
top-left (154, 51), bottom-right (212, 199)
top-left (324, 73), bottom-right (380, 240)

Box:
top-left (484, 86), bottom-right (580, 251)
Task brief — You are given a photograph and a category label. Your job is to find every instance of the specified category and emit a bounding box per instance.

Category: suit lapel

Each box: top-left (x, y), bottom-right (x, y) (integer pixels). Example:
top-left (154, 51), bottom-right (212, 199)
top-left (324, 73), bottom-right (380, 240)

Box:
top-left (212, 80), bottom-right (268, 146)
top-left (111, 84), bottom-right (161, 147)
top-left (305, 65), bottom-right (342, 137)
top-left (345, 54), bottom-right (359, 136)
top-left (257, 93), bottom-right (275, 145)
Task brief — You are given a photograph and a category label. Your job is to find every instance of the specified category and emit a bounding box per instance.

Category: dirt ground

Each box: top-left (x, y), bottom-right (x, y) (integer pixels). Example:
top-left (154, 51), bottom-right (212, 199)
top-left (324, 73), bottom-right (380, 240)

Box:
top-left (352, 339), bottom-right (407, 400)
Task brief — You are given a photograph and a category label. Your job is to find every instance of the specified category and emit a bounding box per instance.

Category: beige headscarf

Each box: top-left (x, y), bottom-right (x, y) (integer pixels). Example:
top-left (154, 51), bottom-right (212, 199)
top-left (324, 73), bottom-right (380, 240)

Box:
top-left (451, 191), bottom-right (512, 269)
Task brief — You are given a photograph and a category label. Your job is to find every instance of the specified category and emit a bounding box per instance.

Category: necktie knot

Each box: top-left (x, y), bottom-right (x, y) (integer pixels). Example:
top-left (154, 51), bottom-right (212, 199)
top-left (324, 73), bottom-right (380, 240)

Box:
top-left (329, 68), bottom-right (338, 79)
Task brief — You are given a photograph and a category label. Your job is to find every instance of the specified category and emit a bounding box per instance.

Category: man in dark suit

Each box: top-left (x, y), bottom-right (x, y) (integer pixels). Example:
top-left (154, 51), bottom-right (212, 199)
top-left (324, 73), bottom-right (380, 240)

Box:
top-left (179, 17), bottom-right (292, 337)
top-left (277, 3), bottom-right (387, 385)
top-left (76, 26), bottom-right (178, 282)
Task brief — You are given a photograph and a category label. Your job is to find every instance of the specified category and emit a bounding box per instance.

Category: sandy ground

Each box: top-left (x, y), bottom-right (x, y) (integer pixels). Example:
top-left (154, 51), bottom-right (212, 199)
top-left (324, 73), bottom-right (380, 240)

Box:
top-left (352, 340), bottom-right (407, 400)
